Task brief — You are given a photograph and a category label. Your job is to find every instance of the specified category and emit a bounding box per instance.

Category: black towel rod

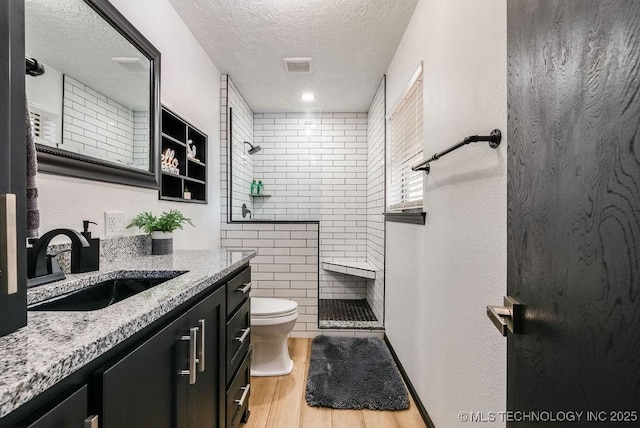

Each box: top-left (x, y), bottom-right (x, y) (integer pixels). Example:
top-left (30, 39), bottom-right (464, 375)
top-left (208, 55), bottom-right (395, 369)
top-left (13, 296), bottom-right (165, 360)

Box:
top-left (26, 57), bottom-right (45, 77)
top-left (411, 129), bottom-right (502, 174)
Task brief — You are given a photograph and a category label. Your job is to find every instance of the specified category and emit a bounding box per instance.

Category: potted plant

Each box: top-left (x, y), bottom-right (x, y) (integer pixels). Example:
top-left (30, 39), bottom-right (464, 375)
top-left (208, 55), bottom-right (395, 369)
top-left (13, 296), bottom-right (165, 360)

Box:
top-left (127, 209), bottom-right (194, 255)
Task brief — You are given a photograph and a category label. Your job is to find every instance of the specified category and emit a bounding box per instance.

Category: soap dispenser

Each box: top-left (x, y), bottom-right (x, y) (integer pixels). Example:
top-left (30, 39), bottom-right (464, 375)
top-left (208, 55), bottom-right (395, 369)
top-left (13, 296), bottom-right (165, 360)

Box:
top-left (71, 220), bottom-right (100, 273)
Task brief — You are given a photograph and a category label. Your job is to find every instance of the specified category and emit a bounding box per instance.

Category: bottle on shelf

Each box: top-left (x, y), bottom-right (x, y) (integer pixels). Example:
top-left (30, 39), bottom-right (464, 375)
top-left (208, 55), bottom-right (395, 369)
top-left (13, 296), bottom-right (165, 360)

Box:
top-left (250, 180), bottom-right (257, 195)
top-left (257, 180), bottom-right (263, 195)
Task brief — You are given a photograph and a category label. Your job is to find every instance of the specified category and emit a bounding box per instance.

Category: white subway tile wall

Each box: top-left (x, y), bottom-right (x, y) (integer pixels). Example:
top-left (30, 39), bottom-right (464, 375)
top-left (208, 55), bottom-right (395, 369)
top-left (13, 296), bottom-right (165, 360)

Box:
top-left (221, 222), bottom-right (320, 335)
top-left (62, 75), bottom-right (144, 167)
top-left (132, 110), bottom-right (149, 170)
top-left (366, 79), bottom-right (386, 321)
top-left (219, 75), bottom-right (386, 337)
top-left (253, 112), bottom-right (370, 300)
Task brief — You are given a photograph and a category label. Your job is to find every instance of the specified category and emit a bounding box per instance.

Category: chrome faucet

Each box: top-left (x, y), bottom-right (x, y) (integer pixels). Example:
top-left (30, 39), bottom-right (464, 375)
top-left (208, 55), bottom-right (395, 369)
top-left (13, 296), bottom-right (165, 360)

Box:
top-left (27, 229), bottom-right (89, 287)
top-left (242, 203), bottom-right (252, 219)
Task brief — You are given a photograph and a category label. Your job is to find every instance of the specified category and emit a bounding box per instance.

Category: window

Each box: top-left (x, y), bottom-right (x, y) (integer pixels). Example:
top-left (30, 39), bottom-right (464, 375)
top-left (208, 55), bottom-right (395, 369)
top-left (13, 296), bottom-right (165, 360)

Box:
top-left (28, 104), bottom-right (58, 146)
top-left (387, 63), bottom-right (423, 212)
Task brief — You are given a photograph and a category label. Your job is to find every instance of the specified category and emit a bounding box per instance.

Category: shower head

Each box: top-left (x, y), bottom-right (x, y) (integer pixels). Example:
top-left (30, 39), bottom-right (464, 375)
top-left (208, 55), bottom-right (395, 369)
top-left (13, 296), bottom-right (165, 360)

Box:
top-left (244, 141), bottom-right (262, 155)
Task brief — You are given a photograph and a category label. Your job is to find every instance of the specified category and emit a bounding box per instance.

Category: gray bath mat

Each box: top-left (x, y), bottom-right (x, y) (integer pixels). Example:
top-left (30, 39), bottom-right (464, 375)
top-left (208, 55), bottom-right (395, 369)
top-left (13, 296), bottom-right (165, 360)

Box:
top-left (305, 336), bottom-right (410, 410)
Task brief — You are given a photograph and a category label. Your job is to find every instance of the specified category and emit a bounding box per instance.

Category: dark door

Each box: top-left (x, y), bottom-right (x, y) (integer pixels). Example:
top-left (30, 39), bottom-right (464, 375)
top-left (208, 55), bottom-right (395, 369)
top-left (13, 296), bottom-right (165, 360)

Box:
top-left (100, 314), bottom-right (189, 428)
top-left (187, 287), bottom-right (225, 428)
top-left (507, 0), bottom-right (640, 425)
top-left (0, 0), bottom-right (27, 337)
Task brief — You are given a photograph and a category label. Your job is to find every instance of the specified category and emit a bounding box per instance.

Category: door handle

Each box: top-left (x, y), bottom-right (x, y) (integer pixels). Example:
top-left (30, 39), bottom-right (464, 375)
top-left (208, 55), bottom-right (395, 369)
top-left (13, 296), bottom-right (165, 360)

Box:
top-left (487, 296), bottom-right (523, 336)
top-left (198, 319), bottom-right (205, 372)
top-left (180, 327), bottom-right (199, 384)
top-left (0, 195), bottom-right (17, 295)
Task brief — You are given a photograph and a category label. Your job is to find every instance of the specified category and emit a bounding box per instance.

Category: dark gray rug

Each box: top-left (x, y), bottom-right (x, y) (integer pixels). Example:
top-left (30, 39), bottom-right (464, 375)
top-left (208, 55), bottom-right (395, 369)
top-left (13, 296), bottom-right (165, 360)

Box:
top-left (305, 336), bottom-right (410, 410)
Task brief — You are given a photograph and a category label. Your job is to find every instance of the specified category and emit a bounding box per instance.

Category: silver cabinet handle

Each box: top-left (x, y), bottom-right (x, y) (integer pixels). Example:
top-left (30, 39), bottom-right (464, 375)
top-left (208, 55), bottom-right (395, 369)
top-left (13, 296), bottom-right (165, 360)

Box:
top-left (84, 415), bottom-right (99, 428)
top-left (0, 195), bottom-right (17, 295)
top-left (237, 283), bottom-right (251, 294)
top-left (180, 327), bottom-right (199, 384)
top-left (236, 327), bottom-right (250, 344)
top-left (486, 296), bottom-right (523, 336)
top-left (235, 384), bottom-right (250, 407)
top-left (198, 319), bottom-right (205, 372)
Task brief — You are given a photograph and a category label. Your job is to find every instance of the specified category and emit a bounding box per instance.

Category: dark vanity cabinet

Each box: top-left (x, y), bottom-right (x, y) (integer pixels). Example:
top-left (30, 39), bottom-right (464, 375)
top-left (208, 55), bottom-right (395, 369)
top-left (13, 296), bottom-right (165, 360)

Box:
top-left (18, 386), bottom-right (92, 428)
top-left (186, 287), bottom-right (226, 428)
top-left (99, 313), bottom-right (189, 428)
top-left (100, 287), bottom-right (226, 428)
top-left (7, 266), bottom-right (251, 428)
top-left (225, 267), bottom-right (252, 428)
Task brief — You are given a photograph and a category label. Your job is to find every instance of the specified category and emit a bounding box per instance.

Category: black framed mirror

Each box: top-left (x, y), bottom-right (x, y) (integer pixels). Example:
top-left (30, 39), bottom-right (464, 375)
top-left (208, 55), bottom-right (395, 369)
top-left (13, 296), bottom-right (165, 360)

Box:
top-left (25, 0), bottom-right (160, 189)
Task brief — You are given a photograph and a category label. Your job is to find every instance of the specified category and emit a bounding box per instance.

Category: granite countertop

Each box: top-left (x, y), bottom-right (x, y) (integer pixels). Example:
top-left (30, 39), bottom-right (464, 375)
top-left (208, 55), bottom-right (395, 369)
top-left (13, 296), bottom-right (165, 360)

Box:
top-left (0, 249), bottom-right (255, 419)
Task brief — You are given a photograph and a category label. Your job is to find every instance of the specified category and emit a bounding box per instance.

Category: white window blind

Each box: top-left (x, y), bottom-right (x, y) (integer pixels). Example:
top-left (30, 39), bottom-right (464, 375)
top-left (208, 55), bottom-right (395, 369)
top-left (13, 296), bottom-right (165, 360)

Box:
top-left (388, 65), bottom-right (423, 211)
top-left (28, 105), bottom-right (58, 145)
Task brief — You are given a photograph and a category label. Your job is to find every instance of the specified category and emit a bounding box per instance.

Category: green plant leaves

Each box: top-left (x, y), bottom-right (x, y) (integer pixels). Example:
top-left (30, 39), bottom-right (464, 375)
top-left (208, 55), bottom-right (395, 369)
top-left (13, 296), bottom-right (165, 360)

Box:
top-left (127, 209), bottom-right (194, 234)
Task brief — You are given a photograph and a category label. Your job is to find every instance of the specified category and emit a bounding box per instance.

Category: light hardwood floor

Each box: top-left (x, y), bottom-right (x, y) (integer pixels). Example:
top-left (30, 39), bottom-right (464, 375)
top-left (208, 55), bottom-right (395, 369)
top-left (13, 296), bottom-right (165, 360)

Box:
top-left (242, 338), bottom-right (426, 428)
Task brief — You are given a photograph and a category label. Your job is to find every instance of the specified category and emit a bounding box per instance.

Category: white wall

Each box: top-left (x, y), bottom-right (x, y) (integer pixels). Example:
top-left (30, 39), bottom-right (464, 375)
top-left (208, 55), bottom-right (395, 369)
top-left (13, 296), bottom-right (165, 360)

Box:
top-left (384, 1), bottom-right (507, 427)
top-left (36, 0), bottom-right (221, 250)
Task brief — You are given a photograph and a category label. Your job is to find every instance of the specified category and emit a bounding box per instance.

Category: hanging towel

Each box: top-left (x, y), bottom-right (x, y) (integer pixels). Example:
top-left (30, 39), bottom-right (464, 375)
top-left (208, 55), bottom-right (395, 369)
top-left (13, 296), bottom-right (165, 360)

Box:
top-left (25, 100), bottom-right (40, 238)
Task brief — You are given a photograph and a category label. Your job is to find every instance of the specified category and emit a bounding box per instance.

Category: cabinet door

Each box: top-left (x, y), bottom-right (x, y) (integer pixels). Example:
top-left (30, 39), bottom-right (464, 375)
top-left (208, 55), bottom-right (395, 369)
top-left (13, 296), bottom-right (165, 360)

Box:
top-left (100, 314), bottom-right (189, 428)
top-left (187, 287), bottom-right (225, 428)
top-left (0, 0), bottom-right (27, 338)
top-left (20, 385), bottom-right (88, 428)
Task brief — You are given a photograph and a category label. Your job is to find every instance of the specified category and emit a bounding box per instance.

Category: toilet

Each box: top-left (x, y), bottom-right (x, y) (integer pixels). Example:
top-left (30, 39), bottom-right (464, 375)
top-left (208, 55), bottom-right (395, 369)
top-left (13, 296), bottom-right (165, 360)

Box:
top-left (250, 297), bottom-right (298, 376)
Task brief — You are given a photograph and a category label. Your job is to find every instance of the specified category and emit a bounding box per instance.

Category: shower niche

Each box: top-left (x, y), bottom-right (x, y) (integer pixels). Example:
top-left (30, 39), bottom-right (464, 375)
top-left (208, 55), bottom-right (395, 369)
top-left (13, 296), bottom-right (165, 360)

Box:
top-left (159, 106), bottom-right (208, 203)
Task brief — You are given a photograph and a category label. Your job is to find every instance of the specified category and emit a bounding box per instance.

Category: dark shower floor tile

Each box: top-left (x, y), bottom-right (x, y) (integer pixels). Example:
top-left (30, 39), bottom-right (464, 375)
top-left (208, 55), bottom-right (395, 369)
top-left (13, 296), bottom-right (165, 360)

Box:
top-left (319, 299), bottom-right (378, 322)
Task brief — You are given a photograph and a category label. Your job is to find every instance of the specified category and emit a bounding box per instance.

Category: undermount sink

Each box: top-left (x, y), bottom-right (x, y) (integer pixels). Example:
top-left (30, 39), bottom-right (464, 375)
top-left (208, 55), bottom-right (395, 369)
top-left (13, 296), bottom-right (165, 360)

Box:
top-left (28, 272), bottom-right (186, 311)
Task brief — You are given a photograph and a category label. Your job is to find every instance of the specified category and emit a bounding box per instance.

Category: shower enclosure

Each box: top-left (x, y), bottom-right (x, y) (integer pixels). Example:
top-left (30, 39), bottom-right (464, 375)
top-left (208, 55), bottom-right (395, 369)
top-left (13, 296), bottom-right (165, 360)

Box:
top-left (221, 75), bottom-right (386, 331)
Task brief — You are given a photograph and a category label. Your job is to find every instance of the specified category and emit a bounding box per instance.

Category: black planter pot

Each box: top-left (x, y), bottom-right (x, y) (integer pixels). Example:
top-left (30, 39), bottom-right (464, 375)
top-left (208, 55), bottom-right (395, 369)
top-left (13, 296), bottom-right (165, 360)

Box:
top-left (151, 231), bottom-right (173, 255)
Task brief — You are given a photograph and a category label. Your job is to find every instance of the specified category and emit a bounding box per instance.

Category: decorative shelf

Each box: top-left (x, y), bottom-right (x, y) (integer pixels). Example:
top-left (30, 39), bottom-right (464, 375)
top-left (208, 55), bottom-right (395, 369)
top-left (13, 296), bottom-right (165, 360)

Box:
top-left (250, 194), bottom-right (272, 197)
top-left (159, 106), bottom-right (208, 203)
top-left (322, 261), bottom-right (376, 280)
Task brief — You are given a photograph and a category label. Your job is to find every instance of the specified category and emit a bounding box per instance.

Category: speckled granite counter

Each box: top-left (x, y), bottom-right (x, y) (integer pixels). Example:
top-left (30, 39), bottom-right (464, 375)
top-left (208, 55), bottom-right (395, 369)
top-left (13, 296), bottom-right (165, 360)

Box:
top-left (0, 249), bottom-right (255, 419)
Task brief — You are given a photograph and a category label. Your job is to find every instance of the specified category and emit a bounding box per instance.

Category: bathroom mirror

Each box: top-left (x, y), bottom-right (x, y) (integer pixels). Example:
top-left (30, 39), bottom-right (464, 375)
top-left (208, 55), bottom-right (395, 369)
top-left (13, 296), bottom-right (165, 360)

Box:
top-left (25, 0), bottom-right (160, 188)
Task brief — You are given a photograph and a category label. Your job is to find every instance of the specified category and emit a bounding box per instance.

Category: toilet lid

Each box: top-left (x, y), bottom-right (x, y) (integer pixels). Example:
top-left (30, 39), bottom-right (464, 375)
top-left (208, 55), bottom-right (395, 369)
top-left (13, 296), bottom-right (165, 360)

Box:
top-left (252, 298), bottom-right (298, 317)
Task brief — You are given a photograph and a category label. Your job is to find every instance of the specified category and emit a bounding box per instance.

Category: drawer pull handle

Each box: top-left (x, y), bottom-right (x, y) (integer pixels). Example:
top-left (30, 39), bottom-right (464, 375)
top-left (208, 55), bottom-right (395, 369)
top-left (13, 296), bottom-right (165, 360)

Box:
top-left (198, 319), bottom-right (206, 372)
top-left (237, 283), bottom-right (251, 294)
top-left (235, 384), bottom-right (251, 407)
top-left (180, 327), bottom-right (199, 384)
top-left (84, 415), bottom-right (99, 428)
top-left (236, 327), bottom-right (251, 343)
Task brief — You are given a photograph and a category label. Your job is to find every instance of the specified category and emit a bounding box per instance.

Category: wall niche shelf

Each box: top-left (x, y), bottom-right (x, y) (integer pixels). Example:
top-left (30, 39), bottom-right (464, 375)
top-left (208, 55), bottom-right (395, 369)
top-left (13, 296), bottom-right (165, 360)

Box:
top-left (250, 194), bottom-right (272, 198)
top-left (159, 106), bottom-right (208, 203)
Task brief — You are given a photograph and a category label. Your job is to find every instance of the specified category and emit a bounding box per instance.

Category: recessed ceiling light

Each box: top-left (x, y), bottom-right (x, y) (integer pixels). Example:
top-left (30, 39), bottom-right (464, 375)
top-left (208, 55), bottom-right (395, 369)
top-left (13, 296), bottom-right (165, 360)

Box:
top-left (300, 93), bottom-right (315, 102)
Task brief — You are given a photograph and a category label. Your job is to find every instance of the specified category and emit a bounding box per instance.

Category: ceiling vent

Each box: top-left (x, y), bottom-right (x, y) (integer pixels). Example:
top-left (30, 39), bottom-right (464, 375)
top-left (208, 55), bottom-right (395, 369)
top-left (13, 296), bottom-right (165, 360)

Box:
top-left (283, 57), bottom-right (312, 73)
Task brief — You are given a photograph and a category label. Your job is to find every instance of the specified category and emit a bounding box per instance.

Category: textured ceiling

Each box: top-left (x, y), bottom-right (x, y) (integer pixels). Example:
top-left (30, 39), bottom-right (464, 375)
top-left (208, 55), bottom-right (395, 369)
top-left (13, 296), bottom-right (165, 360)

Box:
top-left (169, 0), bottom-right (418, 112)
top-left (25, 0), bottom-right (150, 109)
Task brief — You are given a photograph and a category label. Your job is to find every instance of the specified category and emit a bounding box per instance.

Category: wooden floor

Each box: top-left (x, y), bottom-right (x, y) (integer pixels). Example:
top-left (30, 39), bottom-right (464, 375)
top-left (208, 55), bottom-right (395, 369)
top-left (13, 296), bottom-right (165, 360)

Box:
top-left (242, 338), bottom-right (426, 428)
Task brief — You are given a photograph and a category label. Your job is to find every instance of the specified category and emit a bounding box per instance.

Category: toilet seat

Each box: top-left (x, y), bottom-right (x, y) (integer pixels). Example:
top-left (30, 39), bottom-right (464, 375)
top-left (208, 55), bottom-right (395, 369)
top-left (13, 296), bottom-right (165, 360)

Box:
top-left (252, 298), bottom-right (298, 318)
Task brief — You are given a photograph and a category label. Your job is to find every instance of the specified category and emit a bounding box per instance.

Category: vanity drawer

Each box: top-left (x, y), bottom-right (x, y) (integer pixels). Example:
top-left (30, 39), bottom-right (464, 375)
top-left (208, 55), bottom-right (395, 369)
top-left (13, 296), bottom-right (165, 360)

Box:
top-left (226, 266), bottom-right (251, 316)
top-left (226, 351), bottom-right (251, 428)
top-left (226, 299), bottom-right (250, 385)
